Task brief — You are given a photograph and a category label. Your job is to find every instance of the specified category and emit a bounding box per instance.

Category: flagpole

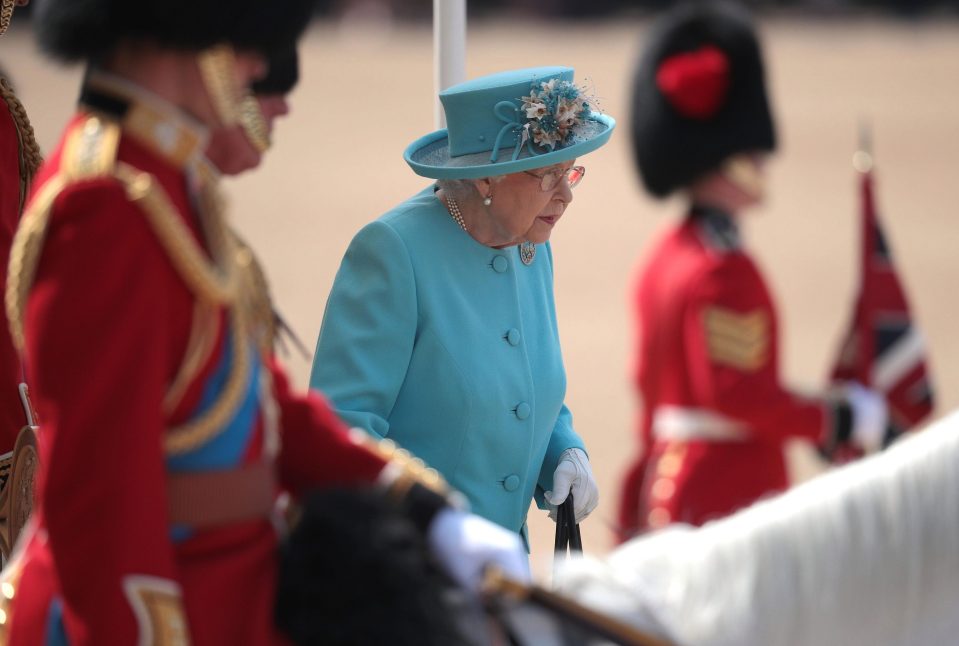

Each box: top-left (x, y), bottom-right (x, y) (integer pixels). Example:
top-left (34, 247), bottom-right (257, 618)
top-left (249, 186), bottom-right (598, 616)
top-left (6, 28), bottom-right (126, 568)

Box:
top-left (853, 118), bottom-right (873, 174)
top-left (433, 0), bottom-right (467, 128)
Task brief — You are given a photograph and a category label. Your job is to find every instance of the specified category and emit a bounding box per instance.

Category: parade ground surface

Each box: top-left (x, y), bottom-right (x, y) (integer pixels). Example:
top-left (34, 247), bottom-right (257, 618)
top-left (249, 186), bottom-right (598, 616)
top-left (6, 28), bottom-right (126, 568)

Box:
top-left (5, 14), bottom-right (958, 578)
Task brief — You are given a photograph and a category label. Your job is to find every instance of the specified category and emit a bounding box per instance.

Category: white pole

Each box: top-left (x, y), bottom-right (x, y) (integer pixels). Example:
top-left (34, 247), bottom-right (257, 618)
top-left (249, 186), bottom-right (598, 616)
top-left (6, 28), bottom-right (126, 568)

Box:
top-left (433, 0), bottom-right (467, 129)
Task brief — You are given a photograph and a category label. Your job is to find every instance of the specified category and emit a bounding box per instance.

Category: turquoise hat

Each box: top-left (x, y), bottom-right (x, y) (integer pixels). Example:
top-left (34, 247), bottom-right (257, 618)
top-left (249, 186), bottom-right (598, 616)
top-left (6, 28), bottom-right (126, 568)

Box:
top-left (405, 66), bottom-right (615, 180)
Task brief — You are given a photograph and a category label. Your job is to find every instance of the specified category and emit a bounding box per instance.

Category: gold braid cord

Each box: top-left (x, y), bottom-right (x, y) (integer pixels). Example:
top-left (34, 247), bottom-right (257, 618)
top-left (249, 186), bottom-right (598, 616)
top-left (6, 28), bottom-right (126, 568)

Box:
top-left (6, 175), bottom-right (67, 353)
top-left (0, 77), bottom-right (43, 212)
top-left (7, 115), bottom-right (120, 353)
top-left (197, 46), bottom-right (241, 127)
top-left (162, 301), bottom-right (219, 416)
top-left (0, 453), bottom-right (10, 491)
top-left (0, 0), bottom-right (14, 36)
top-left (163, 308), bottom-right (250, 455)
top-left (237, 96), bottom-right (270, 154)
top-left (116, 164), bottom-right (238, 305)
top-left (113, 164), bottom-right (253, 455)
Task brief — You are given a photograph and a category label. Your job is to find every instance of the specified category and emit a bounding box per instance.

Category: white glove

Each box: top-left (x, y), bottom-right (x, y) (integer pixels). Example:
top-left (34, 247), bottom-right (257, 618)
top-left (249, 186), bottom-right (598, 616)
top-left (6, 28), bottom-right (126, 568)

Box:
top-left (544, 448), bottom-right (599, 523)
top-left (427, 508), bottom-right (530, 592)
top-left (845, 382), bottom-right (889, 453)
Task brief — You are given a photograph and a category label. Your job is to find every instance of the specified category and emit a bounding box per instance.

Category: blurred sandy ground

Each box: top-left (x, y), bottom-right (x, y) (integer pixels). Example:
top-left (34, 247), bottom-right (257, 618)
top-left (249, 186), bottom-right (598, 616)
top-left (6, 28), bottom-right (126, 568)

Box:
top-left (3, 14), bottom-right (958, 578)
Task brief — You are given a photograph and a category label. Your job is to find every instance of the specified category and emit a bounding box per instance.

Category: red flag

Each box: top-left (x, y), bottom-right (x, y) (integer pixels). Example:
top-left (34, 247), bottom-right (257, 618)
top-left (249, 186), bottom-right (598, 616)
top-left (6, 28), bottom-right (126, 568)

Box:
top-left (831, 159), bottom-right (934, 438)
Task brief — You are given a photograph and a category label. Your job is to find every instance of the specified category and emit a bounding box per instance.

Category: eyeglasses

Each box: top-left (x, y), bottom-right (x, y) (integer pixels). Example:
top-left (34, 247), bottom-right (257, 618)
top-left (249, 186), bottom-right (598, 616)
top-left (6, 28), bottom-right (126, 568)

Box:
top-left (524, 165), bottom-right (586, 192)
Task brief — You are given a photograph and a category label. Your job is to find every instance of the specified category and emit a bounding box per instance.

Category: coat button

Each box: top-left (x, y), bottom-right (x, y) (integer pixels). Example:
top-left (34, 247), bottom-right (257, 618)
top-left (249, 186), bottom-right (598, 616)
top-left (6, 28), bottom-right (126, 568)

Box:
top-left (503, 474), bottom-right (520, 491)
top-left (505, 328), bottom-right (521, 346)
top-left (514, 402), bottom-right (531, 420)
top-left (492, 255), bottom-right (509, 273)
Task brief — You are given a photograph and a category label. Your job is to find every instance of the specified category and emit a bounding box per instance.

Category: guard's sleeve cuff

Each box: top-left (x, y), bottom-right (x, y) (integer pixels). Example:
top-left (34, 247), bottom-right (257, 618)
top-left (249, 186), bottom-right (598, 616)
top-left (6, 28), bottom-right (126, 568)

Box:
top-left (123, 575), bottom-right (189, 645)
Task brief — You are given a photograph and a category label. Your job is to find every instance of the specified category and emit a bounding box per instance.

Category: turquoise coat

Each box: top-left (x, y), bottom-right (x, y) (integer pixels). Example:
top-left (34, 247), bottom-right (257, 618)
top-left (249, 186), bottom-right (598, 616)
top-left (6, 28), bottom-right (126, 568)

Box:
top-left (310, 186), bottom-right (585, 536)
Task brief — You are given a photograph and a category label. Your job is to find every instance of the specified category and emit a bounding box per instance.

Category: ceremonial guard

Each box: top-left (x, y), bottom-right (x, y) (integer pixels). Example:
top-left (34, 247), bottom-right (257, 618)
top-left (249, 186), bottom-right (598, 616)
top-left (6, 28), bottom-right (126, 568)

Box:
top-left (0, 0), bottom-right (526, 643)
top-left (616, 1), bottom-right (888, 539)
top-left (0, 0), bottom-right (41, 561)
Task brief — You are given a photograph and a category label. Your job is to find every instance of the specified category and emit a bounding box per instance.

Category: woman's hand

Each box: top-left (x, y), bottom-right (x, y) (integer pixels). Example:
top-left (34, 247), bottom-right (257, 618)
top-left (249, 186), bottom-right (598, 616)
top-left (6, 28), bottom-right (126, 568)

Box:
top-left (545, 448), bottom-right (599, 523)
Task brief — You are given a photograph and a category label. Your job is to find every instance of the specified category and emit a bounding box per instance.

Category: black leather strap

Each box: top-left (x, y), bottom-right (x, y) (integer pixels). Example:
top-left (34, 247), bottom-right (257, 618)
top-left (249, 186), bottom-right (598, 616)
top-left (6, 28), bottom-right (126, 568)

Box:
top-left (554, 495), bottom-right (583, 560)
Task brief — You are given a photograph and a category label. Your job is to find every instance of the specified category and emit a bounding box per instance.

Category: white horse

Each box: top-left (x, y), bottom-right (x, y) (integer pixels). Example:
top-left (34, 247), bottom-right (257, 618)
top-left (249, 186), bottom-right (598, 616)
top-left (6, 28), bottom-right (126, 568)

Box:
top-left (556, 410), bottom-right (959, 646)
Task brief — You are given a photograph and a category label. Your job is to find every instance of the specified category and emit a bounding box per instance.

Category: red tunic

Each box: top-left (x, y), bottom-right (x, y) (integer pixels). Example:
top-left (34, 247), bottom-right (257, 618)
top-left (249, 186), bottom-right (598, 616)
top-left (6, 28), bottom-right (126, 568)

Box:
top-left (0, 79), bottom-right (387, 645)
top-left (618, 208), bottom-right (834, 539)
top-left (0, 88), bottom-right (30, 452)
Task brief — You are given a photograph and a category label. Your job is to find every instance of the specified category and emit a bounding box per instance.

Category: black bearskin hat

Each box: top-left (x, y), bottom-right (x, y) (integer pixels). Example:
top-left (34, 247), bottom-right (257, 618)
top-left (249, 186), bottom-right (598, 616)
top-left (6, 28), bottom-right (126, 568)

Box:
top-left (33, 0), bottom-right (316, 62)
top-left (252, 46), bottom-right (299, 96)
top-left (631, 1), bottom-right (776, 197)
top-left (275, 487), bottom-right (472, 646)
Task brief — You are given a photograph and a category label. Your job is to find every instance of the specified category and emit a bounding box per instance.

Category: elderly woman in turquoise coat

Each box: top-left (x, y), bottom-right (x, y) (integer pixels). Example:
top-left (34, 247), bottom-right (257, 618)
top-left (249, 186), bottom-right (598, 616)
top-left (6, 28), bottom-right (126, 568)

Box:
top-left (311, 67), bottom-right (614, 544)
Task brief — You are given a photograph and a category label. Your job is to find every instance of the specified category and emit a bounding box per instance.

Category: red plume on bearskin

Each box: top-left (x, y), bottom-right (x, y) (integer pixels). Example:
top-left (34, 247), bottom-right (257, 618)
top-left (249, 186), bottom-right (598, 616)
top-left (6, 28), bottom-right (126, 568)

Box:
top-left (656, 46), bottom-right (730, 120)
top-left (831, 149), bottom-right (934, 441)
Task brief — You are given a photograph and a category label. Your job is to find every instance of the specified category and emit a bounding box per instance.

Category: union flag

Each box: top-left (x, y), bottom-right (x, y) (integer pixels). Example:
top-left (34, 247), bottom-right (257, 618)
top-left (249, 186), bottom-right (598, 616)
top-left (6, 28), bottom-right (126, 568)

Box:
top-left (830, 155), bottom-right (934, 443)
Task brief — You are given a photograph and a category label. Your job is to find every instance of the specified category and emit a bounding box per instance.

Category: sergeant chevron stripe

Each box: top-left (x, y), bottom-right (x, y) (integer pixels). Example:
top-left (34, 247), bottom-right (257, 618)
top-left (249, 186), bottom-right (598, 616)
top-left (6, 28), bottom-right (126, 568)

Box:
top-left (704, 307), bottom-right (769, 371)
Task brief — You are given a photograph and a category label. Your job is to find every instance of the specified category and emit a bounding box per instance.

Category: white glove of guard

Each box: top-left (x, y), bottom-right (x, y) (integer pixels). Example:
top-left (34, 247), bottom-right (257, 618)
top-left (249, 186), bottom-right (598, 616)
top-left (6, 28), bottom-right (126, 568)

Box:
top-left (845, 382), bottom-right (889, 453)
top-left (427, 508), bottom-right (530, 592)
top-left (544, 448), bottom-right (599, 524)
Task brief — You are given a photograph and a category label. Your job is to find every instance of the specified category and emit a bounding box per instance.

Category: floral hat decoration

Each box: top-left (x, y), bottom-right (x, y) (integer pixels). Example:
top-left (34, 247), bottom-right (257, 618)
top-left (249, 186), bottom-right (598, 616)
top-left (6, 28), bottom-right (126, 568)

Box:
top-left (405, 66), bottom-right (615, 180)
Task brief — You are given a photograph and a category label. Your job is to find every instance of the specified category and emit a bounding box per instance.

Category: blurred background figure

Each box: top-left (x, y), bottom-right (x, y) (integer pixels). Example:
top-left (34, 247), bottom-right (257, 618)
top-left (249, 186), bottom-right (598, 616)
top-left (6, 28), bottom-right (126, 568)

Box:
top-left (615, 0), bottom-right (890, 541)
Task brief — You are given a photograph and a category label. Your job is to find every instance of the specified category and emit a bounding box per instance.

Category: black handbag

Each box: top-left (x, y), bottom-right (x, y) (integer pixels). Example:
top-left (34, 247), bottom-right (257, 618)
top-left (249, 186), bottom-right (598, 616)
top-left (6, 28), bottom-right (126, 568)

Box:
top-left (553, 494), bottom-right (583, 559)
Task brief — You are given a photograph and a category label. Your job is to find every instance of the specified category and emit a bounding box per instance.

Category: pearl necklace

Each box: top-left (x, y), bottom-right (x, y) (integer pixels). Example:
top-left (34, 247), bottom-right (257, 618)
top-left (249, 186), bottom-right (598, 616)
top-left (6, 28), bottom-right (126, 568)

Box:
top-left (445, 195), bottom-right (468, 232)
top-left (444, 193), bottom-right (535, 265)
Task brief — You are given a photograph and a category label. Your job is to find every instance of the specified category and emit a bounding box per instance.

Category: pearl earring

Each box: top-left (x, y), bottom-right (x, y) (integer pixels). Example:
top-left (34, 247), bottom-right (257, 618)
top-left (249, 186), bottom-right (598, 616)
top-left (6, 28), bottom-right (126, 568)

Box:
top-left (483, 195), bottom-right (492, 206)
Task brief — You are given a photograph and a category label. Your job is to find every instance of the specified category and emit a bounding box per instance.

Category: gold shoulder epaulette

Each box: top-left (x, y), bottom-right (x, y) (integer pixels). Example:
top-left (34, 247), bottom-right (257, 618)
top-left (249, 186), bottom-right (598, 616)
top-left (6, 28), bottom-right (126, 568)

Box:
top-left (6, 116), bottom-right (122, 353)
top-left (348, 428), bottom-right (452, 501)
top-left (60, 114), bottom-right (121, 180)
